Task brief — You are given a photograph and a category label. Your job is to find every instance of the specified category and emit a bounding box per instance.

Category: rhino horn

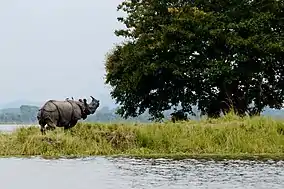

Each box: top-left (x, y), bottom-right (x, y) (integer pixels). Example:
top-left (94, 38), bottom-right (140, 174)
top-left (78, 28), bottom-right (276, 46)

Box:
top-left (90, 96), bottom-right (95, 101)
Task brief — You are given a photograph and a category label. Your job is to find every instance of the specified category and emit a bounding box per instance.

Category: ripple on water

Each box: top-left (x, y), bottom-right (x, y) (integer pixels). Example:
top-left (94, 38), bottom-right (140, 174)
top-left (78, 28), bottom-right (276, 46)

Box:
top-left (108, 158), bottom-right (284, 189)
top-left (0, 156), bottom-right (284, 189)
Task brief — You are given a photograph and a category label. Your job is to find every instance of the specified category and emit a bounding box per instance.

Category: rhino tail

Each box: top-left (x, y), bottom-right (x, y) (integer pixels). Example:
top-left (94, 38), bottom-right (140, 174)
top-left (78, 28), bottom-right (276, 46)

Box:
top-left (37, 109), bottom-right (42, 120)
top-left (37, 108), bottom-right (45, 126)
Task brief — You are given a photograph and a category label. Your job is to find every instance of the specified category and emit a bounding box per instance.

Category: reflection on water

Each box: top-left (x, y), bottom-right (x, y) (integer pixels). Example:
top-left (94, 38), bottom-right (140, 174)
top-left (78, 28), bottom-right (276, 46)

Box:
top-left (0, 157), bottom-right (283, 189)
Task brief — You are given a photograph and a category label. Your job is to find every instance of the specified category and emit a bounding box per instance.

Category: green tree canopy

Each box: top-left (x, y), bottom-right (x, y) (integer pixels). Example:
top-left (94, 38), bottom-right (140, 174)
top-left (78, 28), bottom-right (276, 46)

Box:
top-left (105, 0), bottom-right (284, 120)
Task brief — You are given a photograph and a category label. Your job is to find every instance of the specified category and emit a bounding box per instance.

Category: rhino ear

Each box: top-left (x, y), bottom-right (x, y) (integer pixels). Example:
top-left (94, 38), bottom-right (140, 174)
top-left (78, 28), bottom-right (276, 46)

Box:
top-left (79, 99), bottom-right (83, 102)
top-left (83, 98), bottom-right (87, 104)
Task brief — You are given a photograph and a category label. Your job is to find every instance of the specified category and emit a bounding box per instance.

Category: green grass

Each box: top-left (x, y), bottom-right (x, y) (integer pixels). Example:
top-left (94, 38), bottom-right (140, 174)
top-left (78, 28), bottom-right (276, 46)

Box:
top-left (1, 112), bottom-right (284, 160)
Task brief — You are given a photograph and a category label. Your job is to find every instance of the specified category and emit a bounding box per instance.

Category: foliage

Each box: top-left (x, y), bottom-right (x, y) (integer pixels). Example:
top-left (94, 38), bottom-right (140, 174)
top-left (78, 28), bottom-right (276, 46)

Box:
top-left (1, 113), bottom-right (284, 159)
top-left (105, 0), bottom-right (284, 120)
top-left (0, 105), bottom-right (39, 124)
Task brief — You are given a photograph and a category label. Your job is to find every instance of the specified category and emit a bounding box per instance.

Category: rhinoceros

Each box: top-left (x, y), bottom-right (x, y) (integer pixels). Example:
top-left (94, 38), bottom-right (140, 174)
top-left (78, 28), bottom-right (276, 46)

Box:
top-left (37, 96), bottom-right (100, 135)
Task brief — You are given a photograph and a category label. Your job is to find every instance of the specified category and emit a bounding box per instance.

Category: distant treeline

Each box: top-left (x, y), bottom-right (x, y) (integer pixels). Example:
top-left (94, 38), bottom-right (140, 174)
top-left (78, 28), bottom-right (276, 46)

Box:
top-left (0, 105), bottom-right (39, 124)
top-left (0, 105), bottom-right (161, 124)
top-left (0, 105), bottom-right (283, 124)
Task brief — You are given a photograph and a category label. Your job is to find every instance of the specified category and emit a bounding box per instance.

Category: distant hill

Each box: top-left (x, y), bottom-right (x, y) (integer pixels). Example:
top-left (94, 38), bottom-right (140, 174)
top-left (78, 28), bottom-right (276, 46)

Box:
top-left (0, 100), bottom-right (43, 109)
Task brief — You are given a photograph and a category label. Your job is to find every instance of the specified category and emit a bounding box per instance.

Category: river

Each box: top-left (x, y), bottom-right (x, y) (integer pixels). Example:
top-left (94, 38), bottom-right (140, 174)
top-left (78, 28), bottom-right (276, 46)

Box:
top-left (1, 125), bottom-right (284, 188)
top-left (0, 157), bottom-right (284, 189)
top-left (0, 124), bottom-right (33, 133)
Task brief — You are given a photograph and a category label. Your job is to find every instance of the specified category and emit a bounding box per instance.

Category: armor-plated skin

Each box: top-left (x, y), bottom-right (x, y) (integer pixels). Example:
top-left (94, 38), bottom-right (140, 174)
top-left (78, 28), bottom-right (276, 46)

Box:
top-left (37, 96), bottom-right (99, 135)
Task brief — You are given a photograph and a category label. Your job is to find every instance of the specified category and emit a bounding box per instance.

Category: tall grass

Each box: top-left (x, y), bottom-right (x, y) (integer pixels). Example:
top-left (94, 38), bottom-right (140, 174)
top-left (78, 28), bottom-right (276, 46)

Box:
top-left (1, 113), bottom-right (284, 159)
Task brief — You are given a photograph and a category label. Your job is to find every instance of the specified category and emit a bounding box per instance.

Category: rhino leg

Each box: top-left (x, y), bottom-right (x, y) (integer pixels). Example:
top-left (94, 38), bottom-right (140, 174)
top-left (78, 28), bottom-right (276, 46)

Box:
top-left (46, 120), bottom-right (57, 131)
top-left (69, 120), bottom-right (78, 128)
top-left (40, 125), bottom-right (46, 135)
top-left (46, 125), bottom-right (56, 131)
top-left (64, 120), bottom-right (78, 131)
top-left (39, 120), bottom-right (46, 135)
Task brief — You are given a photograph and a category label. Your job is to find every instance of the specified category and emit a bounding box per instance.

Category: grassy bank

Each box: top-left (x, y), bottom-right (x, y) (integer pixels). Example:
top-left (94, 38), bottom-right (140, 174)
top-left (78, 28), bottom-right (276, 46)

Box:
top-left (1, 113), bottom-right (284, 160)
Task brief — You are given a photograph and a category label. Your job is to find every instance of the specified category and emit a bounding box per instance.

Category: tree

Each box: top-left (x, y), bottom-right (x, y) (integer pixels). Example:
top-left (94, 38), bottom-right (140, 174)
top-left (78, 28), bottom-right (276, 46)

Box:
top-left (20, 105), bottom-right (39, 123)
top-left (105, 0), bottom-right (284, 121)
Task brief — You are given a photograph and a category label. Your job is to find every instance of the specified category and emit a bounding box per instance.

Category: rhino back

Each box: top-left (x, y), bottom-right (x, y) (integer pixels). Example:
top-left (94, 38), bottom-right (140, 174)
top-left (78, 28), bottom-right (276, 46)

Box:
top-left (53, 101), bottom-right (73, 125)
top-left (55, 101), bottom-right (84, 125)
top-left (40, 100), bottom-right (70, 125)
top-left (68, 101), bottom-right (83, 120)
top-left (41, 100), bottom-right (58, 112)
top-left (39, 100), bottom-right (83, 126)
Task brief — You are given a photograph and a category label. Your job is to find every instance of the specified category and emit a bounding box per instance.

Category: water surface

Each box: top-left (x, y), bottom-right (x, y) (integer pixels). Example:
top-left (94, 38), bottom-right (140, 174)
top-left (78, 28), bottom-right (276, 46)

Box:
top-left (0, 124), bottom-right (35, 133)
top-left (0, 157), bottom-right (283, 189)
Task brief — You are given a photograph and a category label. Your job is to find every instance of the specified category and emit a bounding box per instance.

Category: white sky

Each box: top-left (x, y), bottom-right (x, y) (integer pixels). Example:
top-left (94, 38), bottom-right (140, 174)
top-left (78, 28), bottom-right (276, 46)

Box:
top-left (0, 0), bottom-right (124, 107)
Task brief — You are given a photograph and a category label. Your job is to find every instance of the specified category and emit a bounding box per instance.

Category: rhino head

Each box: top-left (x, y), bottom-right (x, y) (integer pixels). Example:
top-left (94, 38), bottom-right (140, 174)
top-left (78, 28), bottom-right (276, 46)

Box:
top-left (73, 97), bottom-right (99, 119)
top-left (89, 96), bottom-right (100, 113)
top-left (83, 96), bottom-right (100, 115)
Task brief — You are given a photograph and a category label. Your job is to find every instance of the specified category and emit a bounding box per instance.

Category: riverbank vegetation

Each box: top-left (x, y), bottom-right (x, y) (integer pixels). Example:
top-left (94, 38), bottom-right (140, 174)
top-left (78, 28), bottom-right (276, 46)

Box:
top-left (1, 113), bottom-right (284, 160)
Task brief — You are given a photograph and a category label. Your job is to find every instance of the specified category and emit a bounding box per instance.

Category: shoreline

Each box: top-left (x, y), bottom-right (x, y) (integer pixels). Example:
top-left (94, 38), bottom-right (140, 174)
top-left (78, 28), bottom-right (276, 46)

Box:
top-left (0, 123), bottom-right (37, 126)
top-left (0, 153), bottom-right (284, 161)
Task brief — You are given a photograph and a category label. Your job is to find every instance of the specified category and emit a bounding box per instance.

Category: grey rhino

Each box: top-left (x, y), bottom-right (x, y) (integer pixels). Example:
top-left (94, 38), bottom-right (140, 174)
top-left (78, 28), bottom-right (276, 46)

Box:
top-left (37, 96), bottom-right (100, 135)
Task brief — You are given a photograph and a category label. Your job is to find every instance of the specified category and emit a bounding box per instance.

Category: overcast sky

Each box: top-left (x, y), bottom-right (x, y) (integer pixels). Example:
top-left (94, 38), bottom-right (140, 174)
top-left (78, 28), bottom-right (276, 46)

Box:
top-left (0, 0), bottom-right (123, 107)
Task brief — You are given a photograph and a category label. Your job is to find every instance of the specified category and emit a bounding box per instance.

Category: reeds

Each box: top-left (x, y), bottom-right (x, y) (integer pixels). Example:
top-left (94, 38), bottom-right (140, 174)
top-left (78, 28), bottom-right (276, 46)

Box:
top-left (1, 112), bottom-right (284, 160)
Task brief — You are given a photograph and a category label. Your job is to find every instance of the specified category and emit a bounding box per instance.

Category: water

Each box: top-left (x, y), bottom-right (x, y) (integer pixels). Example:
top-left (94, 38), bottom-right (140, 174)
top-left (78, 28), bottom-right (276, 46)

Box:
top-left (0, 124), bottom-right (36, 133)
top-left (0, 157), bottom-right (283, 189)
top-left (1, 124), bottom-right (284, 188)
